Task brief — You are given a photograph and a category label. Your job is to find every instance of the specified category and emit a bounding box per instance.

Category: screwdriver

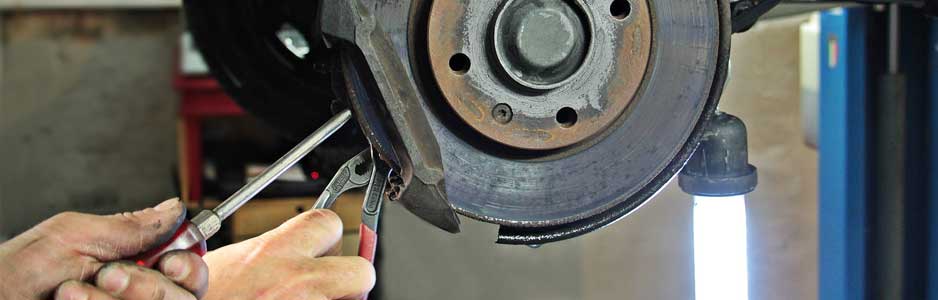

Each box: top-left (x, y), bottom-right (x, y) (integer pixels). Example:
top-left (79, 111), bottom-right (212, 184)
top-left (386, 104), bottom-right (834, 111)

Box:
top-left (133, 110), bottom-right (353, 267)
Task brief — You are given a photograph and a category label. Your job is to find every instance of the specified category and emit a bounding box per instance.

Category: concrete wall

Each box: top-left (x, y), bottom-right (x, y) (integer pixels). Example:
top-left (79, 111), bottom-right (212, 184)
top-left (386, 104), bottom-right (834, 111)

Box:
top-left (0, 10), bottom-right (818, 300)
top-left (0, 11), bottom-right (181, 236)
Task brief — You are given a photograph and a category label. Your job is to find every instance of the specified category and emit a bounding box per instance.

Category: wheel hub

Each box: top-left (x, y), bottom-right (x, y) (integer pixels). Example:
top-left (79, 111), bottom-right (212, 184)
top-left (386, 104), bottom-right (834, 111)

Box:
top-left (427, 0), bottom-right (652, 150)
top-left (493, 0), bottom-right (590, 89)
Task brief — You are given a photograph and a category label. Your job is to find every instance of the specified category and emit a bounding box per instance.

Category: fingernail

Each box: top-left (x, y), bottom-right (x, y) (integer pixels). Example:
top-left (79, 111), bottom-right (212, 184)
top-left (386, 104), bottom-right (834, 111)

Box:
top-left (99, 266), bottom-right (130, 294)
top-left (162, 254), bottom-right (190, 281)
top-left (154, 198), bottom-right (180, 212)
top-left (69, 290), bottom-right (90, 300)
top-left (58, 282), bottom-right (89, 300)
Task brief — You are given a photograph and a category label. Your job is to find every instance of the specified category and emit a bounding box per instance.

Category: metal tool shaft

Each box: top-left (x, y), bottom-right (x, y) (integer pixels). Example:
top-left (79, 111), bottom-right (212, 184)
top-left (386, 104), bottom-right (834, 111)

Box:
top-left (213, 109), bottom-right (352, 220)
top-left (139, 110), bottom-right (352, 265)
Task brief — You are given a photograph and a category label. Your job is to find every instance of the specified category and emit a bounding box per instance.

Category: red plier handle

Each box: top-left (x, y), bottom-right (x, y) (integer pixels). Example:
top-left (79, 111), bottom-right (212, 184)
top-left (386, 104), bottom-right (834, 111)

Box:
top-left (357, 162), bottom-right (387, 263)
top-left (356, 155), bottom-right (389, 300)
top-left (358, 224), bottom-right (379, 263)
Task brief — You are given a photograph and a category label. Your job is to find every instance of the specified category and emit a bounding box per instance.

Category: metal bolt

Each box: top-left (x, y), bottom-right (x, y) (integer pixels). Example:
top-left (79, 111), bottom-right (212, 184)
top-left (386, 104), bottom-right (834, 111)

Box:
top-left (387, 172), bottom-right (404, 201)
top-left (493, 104), bottom-right (514, 124)
top-left (387, 187), bottom-right (401, 201)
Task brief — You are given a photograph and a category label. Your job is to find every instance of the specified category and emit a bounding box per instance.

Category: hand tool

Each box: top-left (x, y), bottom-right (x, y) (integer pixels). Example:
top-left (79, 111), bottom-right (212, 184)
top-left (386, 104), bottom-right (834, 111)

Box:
top-left (312, 148), bottom-right (388, 300)
top-left (313, 148), bottom-right (390, 264)
top-left (133, 110), bottom-right (353, 267)
top-left (312, 149), bottom-right (373, 210)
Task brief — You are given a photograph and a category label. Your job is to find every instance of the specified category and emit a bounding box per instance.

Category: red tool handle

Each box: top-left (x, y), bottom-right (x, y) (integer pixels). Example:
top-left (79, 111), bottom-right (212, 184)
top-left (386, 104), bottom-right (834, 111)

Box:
top-left (133, 221), bottom-right (208, 268)
top-left (357, 224), bottom-right (378, 300)
top-left (357, 224), bottom-right (378, 263)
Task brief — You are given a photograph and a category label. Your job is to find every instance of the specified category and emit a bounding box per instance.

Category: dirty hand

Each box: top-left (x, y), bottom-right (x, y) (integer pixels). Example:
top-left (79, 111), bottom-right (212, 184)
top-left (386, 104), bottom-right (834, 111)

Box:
top-left (0, 199), bottom-right (209, 300)
top-left (201, 209), bottom-right (375, 300)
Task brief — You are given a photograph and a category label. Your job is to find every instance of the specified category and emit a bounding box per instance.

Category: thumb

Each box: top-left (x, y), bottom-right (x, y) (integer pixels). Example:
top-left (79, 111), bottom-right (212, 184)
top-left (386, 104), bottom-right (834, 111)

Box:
top-left (45, 198), bottom-right (187, 260)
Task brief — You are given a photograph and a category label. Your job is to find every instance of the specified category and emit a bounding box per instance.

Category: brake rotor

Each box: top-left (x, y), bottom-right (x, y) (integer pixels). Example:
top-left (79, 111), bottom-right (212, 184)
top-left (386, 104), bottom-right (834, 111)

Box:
top-left (405, 0), bottom-right (730, 240)
top-left (186, 0), bottom-right (730, 244)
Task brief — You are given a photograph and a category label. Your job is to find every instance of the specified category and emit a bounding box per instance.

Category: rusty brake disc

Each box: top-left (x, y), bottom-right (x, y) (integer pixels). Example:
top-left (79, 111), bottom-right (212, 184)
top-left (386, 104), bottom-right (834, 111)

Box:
top-left (408, 0), bottom-right (731, 243)
top-left (186, 0), bottom-right (731, 245)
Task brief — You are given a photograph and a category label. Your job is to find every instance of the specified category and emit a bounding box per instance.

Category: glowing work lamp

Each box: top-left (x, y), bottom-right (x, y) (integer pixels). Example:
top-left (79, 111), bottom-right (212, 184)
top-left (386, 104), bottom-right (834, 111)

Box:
top-left (679, 112), bottom-right (758, 300)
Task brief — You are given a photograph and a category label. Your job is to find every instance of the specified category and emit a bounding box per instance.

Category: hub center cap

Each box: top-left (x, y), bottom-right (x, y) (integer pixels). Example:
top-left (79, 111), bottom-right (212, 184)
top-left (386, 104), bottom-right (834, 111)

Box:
top-left (494, 0), bottom-right (590, 89)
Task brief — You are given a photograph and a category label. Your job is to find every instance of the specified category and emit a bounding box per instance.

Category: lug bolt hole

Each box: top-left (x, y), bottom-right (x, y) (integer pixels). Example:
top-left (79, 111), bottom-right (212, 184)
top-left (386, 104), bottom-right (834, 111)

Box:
top-left (493, 103), bottom-right (514, 124)
top-left (556, 107), bottom-right (578, 128)
top-left (610, 0), bottom-right (631, 20)
top-left (449, 53), bottom-right (471, 75)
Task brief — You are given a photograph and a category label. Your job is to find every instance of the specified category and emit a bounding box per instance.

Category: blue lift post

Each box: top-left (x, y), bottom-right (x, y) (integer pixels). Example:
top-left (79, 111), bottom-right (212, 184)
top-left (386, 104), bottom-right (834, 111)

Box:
top-left (819, 7), bottom-right (938, 300)
top-left (818, 8), bottom-right (869, 300)
top-left (818, 8), bottom-right (868, 300)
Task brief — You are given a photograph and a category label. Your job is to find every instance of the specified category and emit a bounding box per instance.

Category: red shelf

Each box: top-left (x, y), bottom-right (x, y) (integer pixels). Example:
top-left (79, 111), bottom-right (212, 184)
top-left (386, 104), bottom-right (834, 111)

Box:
top-left (175, 74), bottom-right (245, 203)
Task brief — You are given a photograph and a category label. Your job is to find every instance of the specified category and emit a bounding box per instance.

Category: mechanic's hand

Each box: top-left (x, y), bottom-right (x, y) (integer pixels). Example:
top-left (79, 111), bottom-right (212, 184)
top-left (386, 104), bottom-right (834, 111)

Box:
top-left (201, 209), bottom-right (375, 300)
top-left (0, 199), bottom-right (209, 300)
